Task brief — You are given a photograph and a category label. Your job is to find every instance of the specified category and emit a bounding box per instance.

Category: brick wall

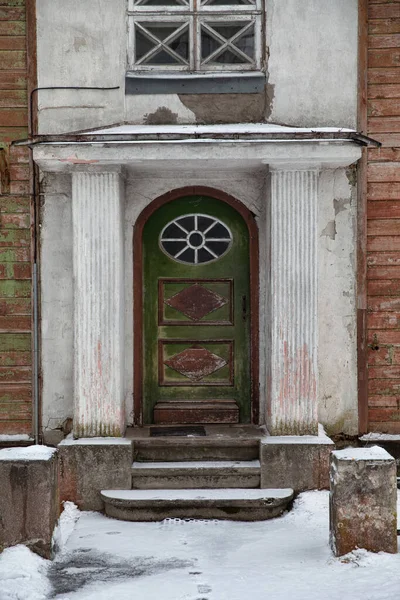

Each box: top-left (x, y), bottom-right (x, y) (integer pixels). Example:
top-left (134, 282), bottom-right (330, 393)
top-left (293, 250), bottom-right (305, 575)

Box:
top-left (367, 1), bottom-right (400, 432)
top-left (0, 1), bottom-right (33, 434)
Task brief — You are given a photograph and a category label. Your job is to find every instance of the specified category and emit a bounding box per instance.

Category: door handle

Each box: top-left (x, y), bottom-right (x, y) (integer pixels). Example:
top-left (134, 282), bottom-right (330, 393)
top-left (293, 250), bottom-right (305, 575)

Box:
top-left (242, 295), bottom-right (247, 321)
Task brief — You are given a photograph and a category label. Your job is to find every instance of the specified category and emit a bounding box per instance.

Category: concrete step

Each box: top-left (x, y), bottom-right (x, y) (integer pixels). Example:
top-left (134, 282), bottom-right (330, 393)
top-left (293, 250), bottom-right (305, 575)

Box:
top-left (101, 488), bottom-right (294, 522)
top-left (134, 438), bottom-right (259, 462)
top-left (131, 460), bottom-right (261, 489)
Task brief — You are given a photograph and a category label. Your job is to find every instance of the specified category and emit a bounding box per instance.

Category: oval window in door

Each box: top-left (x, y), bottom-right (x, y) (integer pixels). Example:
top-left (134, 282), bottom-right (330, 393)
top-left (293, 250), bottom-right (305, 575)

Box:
top-left (159, 213), bottom-right (233, 265)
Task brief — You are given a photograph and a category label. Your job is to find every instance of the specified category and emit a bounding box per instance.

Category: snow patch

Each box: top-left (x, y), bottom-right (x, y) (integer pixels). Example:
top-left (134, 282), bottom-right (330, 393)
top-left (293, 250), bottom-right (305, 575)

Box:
top-left (1, 491), bottom-right (400, 600)
top-left (333, 445), bottom-right (393, 461)
top-left (360, 433), bottom-right (400, 442)
top-left (88, 123), bottom-right (355, 136)
top-left (52, 502), bottom-right (81, 555)
top-left (0, 445), bottom-right (56, 461)
top-left (0, 434), bottom-right (33, 442)
top-left (59, 437), bottom-right (131, 446)
top-left (0, 545), bottom-right (50, 600)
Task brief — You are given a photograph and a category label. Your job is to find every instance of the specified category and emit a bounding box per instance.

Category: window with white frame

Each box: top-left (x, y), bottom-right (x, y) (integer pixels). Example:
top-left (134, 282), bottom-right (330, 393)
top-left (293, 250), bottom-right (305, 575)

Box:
top-left (127, 0), bottom-right (263, 72)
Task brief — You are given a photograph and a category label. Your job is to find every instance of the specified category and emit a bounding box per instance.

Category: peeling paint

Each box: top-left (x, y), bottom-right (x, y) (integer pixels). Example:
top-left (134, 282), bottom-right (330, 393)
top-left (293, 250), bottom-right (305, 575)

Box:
top-left (144, 106), bottom-right (178, 125)
top-left (178, 92), bottom-right (265, 124)
top-left (333, 198), bottom-right (350, 217)
top-left (320, 220), bottom-right (337, 241)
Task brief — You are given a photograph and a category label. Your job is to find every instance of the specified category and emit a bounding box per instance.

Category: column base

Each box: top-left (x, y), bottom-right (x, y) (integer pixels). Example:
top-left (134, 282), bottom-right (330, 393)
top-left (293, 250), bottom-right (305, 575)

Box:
top-left (260, 428), bottom-right (334, 492)
top-left (58, 438), bottom-right (132, 511)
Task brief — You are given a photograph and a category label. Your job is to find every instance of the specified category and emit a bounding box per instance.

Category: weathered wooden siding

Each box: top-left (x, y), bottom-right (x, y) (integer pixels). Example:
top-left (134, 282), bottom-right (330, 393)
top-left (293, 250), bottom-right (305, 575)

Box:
top-left (0, 0), bottom-right (32, 434)
top-left (367, 0), bottom-right (400, 432)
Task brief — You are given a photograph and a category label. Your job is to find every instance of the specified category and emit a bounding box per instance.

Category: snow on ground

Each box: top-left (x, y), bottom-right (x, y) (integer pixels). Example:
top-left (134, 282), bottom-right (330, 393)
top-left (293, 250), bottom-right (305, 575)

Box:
top-left (1, 492), bottom-right (400, 600)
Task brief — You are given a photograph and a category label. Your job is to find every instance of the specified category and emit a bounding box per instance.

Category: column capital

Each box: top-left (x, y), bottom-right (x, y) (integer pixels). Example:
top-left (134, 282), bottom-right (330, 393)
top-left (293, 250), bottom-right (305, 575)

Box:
top-left (268, 163), bottom-right (321, 173)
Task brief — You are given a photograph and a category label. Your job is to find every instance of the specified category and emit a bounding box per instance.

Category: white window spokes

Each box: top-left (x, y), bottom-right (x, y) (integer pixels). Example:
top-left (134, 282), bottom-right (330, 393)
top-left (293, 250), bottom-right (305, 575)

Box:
top-left (128, 0), bottom-right (262, 71)
top-left (159, 214), bottom-right (233, 265)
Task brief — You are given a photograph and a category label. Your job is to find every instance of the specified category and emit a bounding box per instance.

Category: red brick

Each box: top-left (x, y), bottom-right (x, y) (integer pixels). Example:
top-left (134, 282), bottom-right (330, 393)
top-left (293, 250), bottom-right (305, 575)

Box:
top-left (9, 145), bottom-right (29, 163)
top-left (0, 298), bottom-right (31, 316)
top-left (0, 365), bottom-right (31, 383)
top-left (0, 213), bottom-right (30, 229)
top-left (0, 71), bottom-right (27, 89)
top-left (0, 384), bottom-right (31, 403)
top-left (0, 21), bottom-right (25, 37)
top-left (367, 312), bottom-right (400, 328)
top-left (368, 202), bottom-right (400, 218)
top-left (0, 35), bottom-right (25, 50)
top-left (0, 316), bottom-right (31, 332)
top-left (0, 421), bottom-right (31, 434)
top-left (368, 266), bottom-right (400, 279)
top-left (0, 108), bottom-right (27, 127)
top-left (9, 164), bottom-right (29, 180)
top-left (9, 180), bottom-right (29, 194)
top-left (368, 346), bottom-right (400, 366)
top-left (0, 196), bottom-right (30, 213)
top-left (368, 236), bottom-right (400, 251)
top-left (0, 7), bottom-right (25, 21)
top-left (0, 351), bottom-right (31, 367)
top-left (0, 89), bottom-right (26, 107)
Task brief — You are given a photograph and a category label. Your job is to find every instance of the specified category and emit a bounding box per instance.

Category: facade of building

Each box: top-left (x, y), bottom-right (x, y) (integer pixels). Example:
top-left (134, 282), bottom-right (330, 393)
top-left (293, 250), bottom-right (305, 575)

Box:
top-left (1, 0), bottom-right (400, 442)
top-left (0, 1), bottom-right (35, 435)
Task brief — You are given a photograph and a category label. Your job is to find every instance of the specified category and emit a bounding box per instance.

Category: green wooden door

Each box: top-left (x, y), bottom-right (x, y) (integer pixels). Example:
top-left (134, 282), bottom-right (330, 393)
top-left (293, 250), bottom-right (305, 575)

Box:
top-left (142, 194), bottom-right (251, 424)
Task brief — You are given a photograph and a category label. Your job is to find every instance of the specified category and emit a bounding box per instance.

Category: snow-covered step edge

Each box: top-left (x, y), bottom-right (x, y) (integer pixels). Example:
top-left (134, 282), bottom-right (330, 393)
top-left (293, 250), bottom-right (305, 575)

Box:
top-left (131, 460), bottom-right (261, 490)
top-left (101, 488), bottom-right (294, 522)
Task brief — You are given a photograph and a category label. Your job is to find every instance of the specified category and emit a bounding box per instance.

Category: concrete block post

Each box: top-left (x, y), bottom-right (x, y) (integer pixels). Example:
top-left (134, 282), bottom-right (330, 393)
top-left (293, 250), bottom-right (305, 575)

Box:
top-left (330, 446), bottom-right (397, 556)
top-left (268, 168), bottom-right (319, 435)
top-left (0, 446), bottom-right (59, 559)
top-left (58, 438), bottom-right (133, 511)
top-left (260, 431), bottom-right (334, 492)
top-left (72, 170), bottom-right (125, 438)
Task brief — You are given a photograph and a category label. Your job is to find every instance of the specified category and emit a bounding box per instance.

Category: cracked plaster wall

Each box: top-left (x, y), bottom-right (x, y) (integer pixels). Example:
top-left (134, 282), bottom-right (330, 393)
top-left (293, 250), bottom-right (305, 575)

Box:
top-left (318, 168), bottom-right (358, 435)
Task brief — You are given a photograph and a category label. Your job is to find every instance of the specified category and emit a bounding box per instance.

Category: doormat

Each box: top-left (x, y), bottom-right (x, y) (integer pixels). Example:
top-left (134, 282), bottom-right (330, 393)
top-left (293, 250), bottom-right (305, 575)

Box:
top-left (150, 426), bottom-right (206, 437)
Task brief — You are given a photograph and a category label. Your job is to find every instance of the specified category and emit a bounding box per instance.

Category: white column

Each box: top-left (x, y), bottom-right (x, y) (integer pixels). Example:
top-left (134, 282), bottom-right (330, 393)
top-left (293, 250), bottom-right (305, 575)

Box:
top-left (72, 171), bottom-right (124, 437)
top-left (269, 168), bottom-right (318, 435)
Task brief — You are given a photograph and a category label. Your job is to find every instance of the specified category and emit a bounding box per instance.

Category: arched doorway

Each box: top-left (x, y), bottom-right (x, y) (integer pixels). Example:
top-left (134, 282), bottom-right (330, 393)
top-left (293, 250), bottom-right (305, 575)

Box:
top-left (133, 187), bottom-right (259, 425)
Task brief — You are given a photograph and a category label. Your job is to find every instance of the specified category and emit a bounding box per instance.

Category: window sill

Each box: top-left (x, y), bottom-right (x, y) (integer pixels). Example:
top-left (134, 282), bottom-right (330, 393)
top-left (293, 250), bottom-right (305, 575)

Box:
top-left (125, 71), bottom-right (266, 95)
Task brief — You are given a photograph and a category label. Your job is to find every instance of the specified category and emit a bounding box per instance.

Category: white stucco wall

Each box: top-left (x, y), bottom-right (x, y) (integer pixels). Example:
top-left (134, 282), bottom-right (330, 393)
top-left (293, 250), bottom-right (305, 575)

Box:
top-left (36, 0), bottom-right (126, 134)
top-left (318, 167), bottom-right (358, 435)
top-left (40, 174), bottom-right (73, 430)
top-left (35, 0), bottom-right (358, 131)
top-left (266, 0), bottom-right (358, 128)
top-left (40, 166), bottom-right (358, 435)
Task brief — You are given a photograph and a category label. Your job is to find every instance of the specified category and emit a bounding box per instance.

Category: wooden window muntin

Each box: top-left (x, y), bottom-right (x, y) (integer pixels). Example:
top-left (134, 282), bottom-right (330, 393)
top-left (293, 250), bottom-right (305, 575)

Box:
top-left (127, 0), bottom-right (262, 71)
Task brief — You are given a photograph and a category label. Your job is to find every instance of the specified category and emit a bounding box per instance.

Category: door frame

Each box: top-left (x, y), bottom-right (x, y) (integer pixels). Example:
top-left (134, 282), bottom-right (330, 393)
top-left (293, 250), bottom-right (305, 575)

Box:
top-left (133, 186), bottom-right (259, 426)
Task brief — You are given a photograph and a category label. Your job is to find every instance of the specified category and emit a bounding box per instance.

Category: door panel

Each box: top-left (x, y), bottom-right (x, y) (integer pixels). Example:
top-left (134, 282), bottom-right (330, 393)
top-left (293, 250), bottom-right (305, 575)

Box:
top-left (141, 194), bottom-right (251, 424)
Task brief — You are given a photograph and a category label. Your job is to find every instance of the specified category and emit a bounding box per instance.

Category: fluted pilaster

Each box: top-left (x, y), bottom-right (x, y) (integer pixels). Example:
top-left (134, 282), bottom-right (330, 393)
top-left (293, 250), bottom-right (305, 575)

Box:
top-left (269, 169), bottom-right (318, 435)
top-left (72, 171), bottom-right (124, 437)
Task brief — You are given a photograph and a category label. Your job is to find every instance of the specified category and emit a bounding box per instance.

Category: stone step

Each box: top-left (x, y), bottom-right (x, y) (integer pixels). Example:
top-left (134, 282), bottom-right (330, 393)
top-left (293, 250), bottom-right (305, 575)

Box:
top-left (131, 460), bottom-right (261, 489)
top-left (101, 488), bottom-right (294, 522)
top-left (133, 438), bottom-right (260, 462)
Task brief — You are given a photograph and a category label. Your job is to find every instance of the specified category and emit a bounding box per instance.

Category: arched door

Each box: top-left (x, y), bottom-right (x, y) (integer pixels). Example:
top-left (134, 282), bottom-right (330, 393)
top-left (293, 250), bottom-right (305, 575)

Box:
top-left (134, 189), bottom-right (258, 425)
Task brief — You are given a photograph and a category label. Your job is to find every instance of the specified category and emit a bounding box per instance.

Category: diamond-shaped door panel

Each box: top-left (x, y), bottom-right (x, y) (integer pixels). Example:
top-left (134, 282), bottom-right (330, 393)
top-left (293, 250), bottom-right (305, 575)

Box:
top-left (165, 347), bottom-right (227, 381)
top-left (159, 279), bottom-right (233, 325)
top-left (160, 340), bottom-right (234, 386)
top-left (165, 283), bottom-right (227, 321)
